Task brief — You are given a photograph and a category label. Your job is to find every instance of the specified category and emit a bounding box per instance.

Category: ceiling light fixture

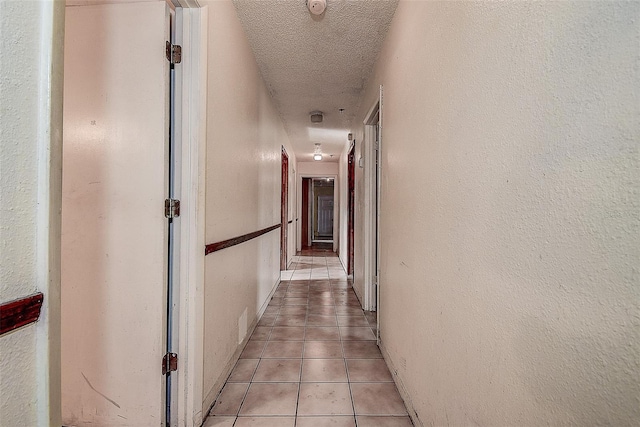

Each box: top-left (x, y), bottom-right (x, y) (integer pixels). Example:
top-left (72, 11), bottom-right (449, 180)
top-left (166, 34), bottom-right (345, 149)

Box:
top-left (307, 0), bottom-right (326, 15)
top-left (313, 143), bottom-right (323, 161)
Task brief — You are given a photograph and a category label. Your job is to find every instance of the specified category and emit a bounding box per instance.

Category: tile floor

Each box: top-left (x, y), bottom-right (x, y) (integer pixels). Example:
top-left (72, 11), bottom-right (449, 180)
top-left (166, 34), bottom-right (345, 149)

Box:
top-left (204, 250), bottom-right (412, 427)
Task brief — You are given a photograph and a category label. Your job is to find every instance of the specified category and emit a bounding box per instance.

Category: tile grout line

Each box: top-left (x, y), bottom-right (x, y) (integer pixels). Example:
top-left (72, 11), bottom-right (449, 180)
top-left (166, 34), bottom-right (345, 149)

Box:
top-left (210, 251), bottom-right (405, 425)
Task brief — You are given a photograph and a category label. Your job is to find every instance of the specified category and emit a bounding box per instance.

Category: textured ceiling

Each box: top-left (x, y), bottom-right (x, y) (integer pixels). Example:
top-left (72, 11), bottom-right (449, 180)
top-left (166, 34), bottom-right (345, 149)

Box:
top-left (232, 0), bottom-right (399, 162)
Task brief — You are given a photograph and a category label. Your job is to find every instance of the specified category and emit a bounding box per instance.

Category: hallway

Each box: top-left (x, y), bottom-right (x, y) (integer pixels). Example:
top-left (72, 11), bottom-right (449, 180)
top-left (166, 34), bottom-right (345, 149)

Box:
top-left (204, 252), bottom-right (412, 426)
top-left (3, 1), bottom-right (638, 425)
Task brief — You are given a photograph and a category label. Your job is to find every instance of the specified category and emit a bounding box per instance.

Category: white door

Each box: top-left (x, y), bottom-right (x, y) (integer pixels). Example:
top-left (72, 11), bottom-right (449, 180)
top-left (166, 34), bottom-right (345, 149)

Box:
top-left (317, 195), bottom-right (334, 237)
top-left (61, 2), bottom-right (170, 425)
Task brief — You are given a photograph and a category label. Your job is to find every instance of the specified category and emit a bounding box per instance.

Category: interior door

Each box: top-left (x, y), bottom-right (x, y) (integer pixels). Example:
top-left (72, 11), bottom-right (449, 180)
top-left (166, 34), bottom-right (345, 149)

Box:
top-left (61, 2), bottom-right (170, 425)
top-left (375, 85), bottom-right (383, 343)
top-left (317, 195), bottom-right (334, 237)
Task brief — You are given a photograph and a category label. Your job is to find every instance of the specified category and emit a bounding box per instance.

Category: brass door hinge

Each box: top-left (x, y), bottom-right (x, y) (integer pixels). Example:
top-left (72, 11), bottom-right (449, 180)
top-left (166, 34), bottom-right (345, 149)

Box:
top-left (165, 199), bottom-right (180, 219)
top-left (166, 41), bottom-right (182, 64)
top-left (162, 353), bottom-right (178, 375)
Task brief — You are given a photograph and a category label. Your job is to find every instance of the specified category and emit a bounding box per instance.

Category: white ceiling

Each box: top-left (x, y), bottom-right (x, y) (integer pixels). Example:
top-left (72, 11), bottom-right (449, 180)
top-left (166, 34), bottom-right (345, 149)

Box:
top-left (232, 0), bottom-right (399, 162)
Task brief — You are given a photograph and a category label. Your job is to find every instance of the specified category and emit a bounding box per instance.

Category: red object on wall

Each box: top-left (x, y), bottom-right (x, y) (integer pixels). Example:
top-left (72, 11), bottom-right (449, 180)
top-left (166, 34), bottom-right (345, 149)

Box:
top-left (0, 293), bottom-right (44, 336)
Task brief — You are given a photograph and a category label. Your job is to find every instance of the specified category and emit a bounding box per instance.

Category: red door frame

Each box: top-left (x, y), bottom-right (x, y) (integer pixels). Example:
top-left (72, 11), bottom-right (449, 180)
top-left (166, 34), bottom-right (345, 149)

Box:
top-left (347, 142), bottom-right (355, 275)
top-left (301, 178), bottom-right (311, 249)
top-left (280, 147), bottom-right (289, 270)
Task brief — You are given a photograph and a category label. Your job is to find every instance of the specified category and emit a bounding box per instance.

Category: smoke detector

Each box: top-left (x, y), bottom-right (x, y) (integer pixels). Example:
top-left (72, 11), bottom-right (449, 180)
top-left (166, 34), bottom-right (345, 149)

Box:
top-left (307, 0), bottom-right (326, 15)
top-left (310, 111), bottom-right (324, 123)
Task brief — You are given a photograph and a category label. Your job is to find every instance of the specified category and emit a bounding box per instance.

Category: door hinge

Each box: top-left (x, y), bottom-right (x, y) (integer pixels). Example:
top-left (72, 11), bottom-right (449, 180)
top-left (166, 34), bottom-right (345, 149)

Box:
top-left (165, 198), bottom-right (181, 219)
top-left (166, 41), bottom-right (182, 64)
top-left (162, 352), bottom-right (178, 375)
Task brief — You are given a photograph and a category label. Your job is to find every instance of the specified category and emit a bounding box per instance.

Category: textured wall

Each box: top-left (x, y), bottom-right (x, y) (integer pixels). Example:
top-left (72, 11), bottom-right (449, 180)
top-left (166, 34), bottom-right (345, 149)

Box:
top-left (1, 0), bottom-right (41, 305)
top-left (200, 0), bottom-right (296, 412)
top-left (232, 0), bottom-right (398, 160)
top-left (355, 1), bottom-right (639, 425)
top-left (0, 1), bottom-right (64, 425)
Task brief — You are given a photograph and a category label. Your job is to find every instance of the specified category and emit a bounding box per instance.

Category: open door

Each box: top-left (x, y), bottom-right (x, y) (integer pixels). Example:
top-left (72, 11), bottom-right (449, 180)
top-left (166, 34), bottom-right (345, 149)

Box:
top-left (62, 2), bottom-right (172, 424)
top-left (374, 86), bottom-right (383, 344)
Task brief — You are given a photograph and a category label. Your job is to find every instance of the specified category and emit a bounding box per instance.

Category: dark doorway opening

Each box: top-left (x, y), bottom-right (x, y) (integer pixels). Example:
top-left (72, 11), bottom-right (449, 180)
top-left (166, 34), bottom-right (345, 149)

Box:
top-left (301, 178), bottom-right (311, 249)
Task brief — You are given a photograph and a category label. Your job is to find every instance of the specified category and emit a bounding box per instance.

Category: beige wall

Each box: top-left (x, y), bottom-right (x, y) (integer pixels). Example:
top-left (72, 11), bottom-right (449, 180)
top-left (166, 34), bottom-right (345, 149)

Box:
top-left (354, 1), bottom-right (639, 425)
top-left (200, 0), bottom-right (296, 412)
top-left (297, 161), bottom-right (339, 176)
top-left (0, 1), bottom-right (64, 425)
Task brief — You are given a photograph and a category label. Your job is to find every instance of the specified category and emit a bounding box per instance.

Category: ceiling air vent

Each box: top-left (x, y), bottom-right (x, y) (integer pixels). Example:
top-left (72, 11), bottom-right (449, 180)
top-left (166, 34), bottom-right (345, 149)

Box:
top-left (310, 111), bottom-right (323, 123)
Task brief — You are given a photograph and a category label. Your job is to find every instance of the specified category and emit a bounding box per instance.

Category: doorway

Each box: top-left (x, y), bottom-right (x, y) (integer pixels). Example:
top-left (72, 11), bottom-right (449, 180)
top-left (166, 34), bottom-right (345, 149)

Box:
top-left (347, 142), bottom-right (355, 276)
top-left (362, 87), bottom-right (382, 325)
top-left (281, 147), bottom-right (289, 270)
top-left (300, 177), bottom-right (336, 251)
top-left (301, 178), bottom-right (311, 249)
top-left (313, 178), bottom-right (335, 243)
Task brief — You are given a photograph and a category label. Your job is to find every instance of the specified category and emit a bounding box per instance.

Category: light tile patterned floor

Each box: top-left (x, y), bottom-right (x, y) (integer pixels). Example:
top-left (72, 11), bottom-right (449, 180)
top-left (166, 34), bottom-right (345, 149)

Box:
top-left (204, 250), bottom-right (413, 427)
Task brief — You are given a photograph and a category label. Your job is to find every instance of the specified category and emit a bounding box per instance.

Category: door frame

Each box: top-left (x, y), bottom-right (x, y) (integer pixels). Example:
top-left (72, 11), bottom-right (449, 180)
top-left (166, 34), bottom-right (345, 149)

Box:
top-left (281, 147), bottom-right (289, 270)
top-left (362, 86), bottom-right (382, 317)
top-left (301, 178), bottom-right (311, 248)
top-left (313, 181), bottom-right (336, 242)
top-left (172, 5), bottom-right (207, 427)
top-left (347, 142), bottom-right (355, 275)
top-left (297, 173), bottom-right (339, 253)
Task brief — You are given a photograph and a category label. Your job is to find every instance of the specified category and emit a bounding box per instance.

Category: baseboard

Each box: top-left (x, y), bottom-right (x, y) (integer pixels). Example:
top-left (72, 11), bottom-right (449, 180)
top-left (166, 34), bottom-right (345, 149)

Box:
top-left (352, 282), bottom-right (364, 307)
top-left (338, 253), bottom-right (347, 274)
top-left (379, 339), bottom-right (423, 427)
top-left (202, 275), bottom-right (281, 418)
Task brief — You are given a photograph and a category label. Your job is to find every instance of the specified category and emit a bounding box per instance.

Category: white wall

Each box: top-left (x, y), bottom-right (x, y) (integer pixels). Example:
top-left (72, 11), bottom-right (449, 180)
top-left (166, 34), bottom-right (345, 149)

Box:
top-left (0, 1), bottom-right (64, 425)
top-left (355, 1), bottom-right (640, 426)
top-left (297, 161), bottom-right (339, 177)
top-left (200, 0), bottom-right (296, 412)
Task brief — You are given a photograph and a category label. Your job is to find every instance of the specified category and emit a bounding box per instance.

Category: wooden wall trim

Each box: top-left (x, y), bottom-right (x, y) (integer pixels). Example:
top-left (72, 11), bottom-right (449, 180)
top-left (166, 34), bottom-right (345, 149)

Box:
top-left (0, 293), bottom-right (44, 336)
top-left (205, 224), bottom-right (281, 255)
